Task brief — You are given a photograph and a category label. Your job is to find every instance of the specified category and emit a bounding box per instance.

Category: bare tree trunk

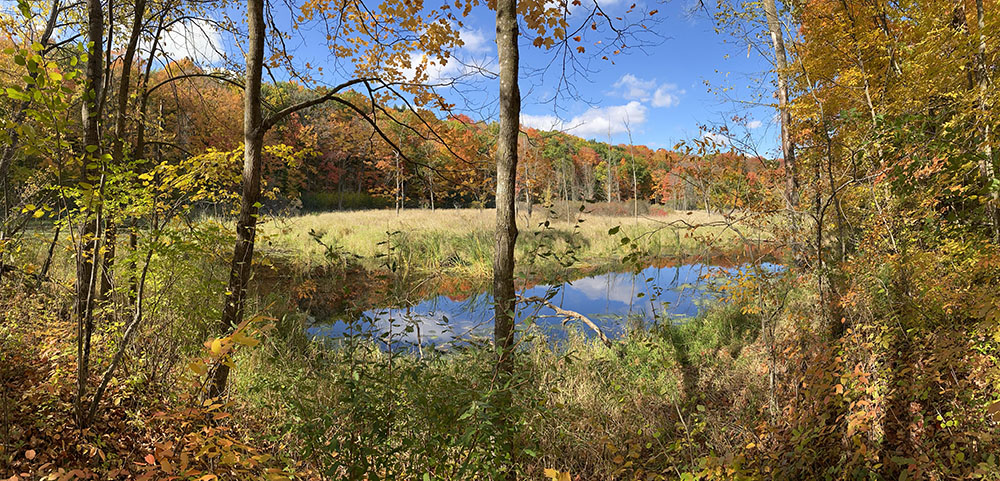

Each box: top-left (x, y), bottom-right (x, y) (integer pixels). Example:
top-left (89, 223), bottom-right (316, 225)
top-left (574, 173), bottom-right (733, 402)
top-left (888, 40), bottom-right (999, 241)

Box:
top-left (395, 152), bottom-right (401, 215)
top-left (525, 183), bottom-right (532, 220)
top-left (98, 0), bottom-right (147, 306)
top-left (494, 0), bottom-right (520, 474)
top-left (428, 173), bottom-right (435, 211)
top-left (625, 117), bottom-right (638, 220)
top-left (606, 126), bottom-right (614, 204)
top-left (209, 0), bottom-right (265, 398)
top-left (127, 14), bottom-right (165, 308)
top-left (976, 0), bottom-right (999, 242)
top-left (337, 162), bottom-right (345, 210)
top-left (76, 0), bottom-right (104, 427)
top-left (38, 224), bottom-right (60, 284)
top-left (86, 238), bottom-right (155, 424)
top-left (763, 0), bottom-right (799, 209)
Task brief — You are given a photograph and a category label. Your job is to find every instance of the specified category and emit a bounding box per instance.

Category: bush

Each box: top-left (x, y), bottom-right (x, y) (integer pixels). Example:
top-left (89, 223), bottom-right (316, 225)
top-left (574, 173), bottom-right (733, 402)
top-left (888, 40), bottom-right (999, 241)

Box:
top-left (301, 191), bottom-right (392, 211)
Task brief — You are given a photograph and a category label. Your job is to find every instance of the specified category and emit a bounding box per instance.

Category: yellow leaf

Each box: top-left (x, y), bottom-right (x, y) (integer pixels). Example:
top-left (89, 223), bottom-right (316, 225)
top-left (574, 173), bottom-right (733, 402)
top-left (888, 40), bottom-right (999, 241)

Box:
top-left (210, 338), bottom-right (223, 355)
top-left (188, 361), bottom-right (207, 375)
top-left (543, 468), bottom-right (559, 480)
top-left (233, 331), bottom-right (260, 347)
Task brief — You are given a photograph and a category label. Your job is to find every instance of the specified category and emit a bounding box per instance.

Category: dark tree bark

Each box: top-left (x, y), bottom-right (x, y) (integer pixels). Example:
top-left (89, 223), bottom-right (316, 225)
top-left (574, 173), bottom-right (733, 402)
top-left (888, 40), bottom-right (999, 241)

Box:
top-left (493, 0), bottom-right (520, 476)
top-left (206, 0), bottom-right (370, 397)
top-left (208, 0), bottom-right (266, 399)
top-left (76, 0), bottom-right (104, 427)
top-left (99, 0), bottom-right (147, 305)
top-left (494, 0), bottom-right (519, 375)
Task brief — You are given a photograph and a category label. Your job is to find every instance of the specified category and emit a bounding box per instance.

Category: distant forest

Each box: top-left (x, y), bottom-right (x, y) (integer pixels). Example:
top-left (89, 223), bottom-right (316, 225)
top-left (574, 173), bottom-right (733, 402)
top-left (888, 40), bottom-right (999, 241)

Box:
top-left (100, 61), bottom-right (774, 213)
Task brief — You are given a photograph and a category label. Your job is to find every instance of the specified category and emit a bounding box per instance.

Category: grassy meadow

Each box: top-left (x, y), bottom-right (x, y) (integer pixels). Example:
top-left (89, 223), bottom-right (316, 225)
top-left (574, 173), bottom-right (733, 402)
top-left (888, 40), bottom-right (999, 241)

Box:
top-left (261, 207), bottom-right (743, 276)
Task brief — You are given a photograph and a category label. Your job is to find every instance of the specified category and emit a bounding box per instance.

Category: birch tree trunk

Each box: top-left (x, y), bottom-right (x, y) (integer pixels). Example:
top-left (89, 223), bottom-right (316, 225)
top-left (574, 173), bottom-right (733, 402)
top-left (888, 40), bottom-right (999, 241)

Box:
top-left (976, 0), bottom-right (998, 242)
top-left (763, 0), bottom-right (799, 209)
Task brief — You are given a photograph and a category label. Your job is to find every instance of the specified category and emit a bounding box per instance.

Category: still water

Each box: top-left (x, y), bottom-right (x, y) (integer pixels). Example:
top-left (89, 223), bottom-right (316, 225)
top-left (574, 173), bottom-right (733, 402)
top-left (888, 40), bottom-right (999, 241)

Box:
top-left (307, 262), bottom-right (780, 348)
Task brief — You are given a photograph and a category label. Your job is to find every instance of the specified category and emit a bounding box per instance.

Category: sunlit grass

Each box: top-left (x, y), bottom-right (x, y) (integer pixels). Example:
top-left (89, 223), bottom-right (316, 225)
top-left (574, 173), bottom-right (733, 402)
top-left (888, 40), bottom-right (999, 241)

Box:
top-left (259, 207), bottom-right (741, 277)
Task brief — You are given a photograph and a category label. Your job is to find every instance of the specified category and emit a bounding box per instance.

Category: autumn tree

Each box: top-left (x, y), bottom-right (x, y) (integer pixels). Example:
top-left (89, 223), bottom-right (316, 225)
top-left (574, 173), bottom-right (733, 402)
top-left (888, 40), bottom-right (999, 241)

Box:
top-left (208, 0), bottom-right (464, 396)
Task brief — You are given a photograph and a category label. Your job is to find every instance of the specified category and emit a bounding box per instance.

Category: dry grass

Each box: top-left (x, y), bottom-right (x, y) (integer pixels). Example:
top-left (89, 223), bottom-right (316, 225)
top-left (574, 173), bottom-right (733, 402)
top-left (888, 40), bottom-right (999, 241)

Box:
top-left (259, 207), bottom-right (740, 274)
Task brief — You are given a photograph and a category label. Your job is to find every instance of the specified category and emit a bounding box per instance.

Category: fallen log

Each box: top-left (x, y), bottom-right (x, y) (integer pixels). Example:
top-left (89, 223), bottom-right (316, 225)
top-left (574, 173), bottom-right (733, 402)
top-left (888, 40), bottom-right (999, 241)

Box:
top-left (524, 296), bottom-right (613, 348)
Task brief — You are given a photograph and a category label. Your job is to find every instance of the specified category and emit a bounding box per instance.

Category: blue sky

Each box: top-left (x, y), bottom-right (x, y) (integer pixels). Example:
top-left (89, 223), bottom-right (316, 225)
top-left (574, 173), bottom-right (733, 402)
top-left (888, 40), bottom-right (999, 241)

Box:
top-left (13, 0), bottom-right (780, 155)
top-left (423, 0), bottom-right (782, 155)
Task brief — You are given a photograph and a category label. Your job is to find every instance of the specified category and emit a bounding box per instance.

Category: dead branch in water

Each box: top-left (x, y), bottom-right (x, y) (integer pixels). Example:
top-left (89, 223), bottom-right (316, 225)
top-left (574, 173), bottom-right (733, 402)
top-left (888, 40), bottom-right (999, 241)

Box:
top-left (524, 296), bottom-right (613, 348)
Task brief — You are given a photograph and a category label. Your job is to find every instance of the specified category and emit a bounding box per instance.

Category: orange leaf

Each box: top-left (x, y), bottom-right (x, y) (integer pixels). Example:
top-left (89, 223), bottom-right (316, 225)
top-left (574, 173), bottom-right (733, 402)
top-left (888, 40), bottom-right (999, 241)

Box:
top-left (25, 449), bottom-right (35, 460)
top-left (144, 454), bottom-right (155, 465)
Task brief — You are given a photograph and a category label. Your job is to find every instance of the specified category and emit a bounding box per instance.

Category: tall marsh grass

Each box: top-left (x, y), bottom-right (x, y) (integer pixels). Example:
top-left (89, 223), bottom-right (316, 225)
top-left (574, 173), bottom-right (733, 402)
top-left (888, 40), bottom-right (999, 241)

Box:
top-left (260, 207), bottom-right (737, 277)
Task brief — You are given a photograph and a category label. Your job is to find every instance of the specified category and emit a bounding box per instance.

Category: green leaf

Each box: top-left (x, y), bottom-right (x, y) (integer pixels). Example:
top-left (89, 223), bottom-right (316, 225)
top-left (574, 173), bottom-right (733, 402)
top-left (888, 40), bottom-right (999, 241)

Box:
top-left (608, 225), bottom-right (620, 235)
top-left (5, 87), bottom-right (28, 101)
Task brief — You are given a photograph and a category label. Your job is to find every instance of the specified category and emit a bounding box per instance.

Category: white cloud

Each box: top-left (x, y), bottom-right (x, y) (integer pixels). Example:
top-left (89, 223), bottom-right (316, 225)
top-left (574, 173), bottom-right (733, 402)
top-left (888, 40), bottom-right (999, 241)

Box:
top-left (652, 85), bottom-right (680, 108)
top-left (613, 74), bottom-right (683, 108)
top-left (460, 29), bottom-right (492, 54)
top-left (158, 19), bottom-right (224, 64)
top-left (520, 113), bottom-right (564, 131)
top-left (701, 131), bottom-right (730, 147)
top-left (571, 274), bottom-right (636, 304)
top-left (613, 74), bottom-right (656, 101)
top-left (402, 30), bottom-right (498, 84)
top-left (746, 119), bottom-right (763, 129)
top-left (403, 53), bottom-right (464, 84)
top-left (521, 101), bottom-right (647, 137)
top-left (404, 53), bottom-right (498, 84)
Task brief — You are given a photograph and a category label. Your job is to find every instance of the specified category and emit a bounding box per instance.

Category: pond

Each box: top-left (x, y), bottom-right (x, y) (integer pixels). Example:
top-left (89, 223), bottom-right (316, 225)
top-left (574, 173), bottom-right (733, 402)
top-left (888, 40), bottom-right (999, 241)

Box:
top-left (307, 261), bottom-right (783, 349)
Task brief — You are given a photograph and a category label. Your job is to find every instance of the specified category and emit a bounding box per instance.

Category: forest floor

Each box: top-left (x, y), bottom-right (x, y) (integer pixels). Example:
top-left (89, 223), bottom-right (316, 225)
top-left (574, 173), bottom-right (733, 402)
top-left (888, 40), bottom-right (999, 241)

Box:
top-left (0, 283), bottom-right (300, 480)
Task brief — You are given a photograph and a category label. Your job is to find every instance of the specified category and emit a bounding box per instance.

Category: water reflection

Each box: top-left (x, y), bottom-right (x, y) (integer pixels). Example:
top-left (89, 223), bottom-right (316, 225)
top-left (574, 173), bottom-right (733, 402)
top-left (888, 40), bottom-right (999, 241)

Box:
top-left (307, 263), bottom-right (781, 348)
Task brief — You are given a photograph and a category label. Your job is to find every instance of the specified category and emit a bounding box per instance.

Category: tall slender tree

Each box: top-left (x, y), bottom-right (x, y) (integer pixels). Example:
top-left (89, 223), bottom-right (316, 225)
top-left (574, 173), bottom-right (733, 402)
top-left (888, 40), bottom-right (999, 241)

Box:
top-left (76, 0), bottom-right (105, 426)
top-left (763, 0), bottom-right (798, 209)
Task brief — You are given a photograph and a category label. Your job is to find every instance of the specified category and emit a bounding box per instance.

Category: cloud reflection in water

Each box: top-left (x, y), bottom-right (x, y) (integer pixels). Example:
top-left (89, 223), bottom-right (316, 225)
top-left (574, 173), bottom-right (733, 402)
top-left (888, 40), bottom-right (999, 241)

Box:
top-left (308, 263), bottom-right (779, 348)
